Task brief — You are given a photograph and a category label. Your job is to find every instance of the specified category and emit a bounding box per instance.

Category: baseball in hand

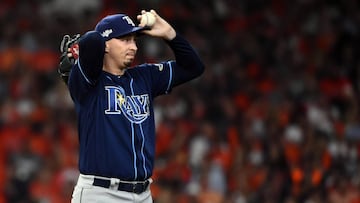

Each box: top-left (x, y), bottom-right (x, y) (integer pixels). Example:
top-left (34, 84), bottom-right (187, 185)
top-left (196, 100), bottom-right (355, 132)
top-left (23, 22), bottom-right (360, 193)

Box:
top-left (141, 12), bottom-right (156, 27)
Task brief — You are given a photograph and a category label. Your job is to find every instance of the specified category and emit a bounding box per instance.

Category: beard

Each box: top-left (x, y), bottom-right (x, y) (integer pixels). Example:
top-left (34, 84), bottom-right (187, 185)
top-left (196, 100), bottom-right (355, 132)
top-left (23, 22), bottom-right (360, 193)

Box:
top-left (123, 54), bottom-right (135, 67)
top-left (123, 59), bottom-right (133, 67)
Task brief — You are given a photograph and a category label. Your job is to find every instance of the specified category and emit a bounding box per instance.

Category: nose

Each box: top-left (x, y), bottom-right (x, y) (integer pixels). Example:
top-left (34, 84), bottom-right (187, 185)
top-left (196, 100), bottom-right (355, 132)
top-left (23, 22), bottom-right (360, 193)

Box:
top-left (130, 39), bottom-right (137, 51)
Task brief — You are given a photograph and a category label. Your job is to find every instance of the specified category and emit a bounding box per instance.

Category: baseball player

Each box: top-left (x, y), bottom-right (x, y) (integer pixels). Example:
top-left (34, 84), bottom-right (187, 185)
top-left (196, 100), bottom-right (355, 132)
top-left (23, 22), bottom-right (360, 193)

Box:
top-left (58, 10), bottom-right (204, 203)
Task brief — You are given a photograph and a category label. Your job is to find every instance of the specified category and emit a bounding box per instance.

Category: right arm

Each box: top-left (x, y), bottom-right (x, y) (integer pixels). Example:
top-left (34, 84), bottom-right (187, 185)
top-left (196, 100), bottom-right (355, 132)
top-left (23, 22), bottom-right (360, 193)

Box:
top-left (68, 31), bottom-right (105, 101)
top-left (76, 31), bottom-right (105, 85)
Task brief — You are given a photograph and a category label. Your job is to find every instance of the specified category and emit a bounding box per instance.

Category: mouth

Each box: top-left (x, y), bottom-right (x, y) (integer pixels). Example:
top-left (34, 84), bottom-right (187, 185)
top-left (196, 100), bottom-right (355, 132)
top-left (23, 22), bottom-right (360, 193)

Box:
top-left (126, 54), bottom-right (136, 62)
top-left (126, 51), bottom-right (136, 57)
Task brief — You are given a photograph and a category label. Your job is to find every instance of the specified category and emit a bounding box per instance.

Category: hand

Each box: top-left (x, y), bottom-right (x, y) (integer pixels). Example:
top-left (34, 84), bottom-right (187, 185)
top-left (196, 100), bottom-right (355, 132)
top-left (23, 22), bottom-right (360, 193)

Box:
top-left (137, 10), bottom-right (176, 41)
top-left (58, 34), bottom-right (80, 84)
top-left (60, 34), bottom-right (80, 59)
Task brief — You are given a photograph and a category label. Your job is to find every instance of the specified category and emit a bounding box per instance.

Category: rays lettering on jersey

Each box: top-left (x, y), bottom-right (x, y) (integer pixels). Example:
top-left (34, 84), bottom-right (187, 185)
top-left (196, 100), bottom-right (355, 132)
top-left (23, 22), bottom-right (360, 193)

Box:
top-left (105, 86), bottom-right (150, 124)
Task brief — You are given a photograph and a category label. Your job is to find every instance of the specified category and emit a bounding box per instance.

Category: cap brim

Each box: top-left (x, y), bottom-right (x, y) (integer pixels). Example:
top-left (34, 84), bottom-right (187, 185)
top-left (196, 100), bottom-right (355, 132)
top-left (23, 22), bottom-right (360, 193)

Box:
top-left (116, 26), bottom-right (150, 38)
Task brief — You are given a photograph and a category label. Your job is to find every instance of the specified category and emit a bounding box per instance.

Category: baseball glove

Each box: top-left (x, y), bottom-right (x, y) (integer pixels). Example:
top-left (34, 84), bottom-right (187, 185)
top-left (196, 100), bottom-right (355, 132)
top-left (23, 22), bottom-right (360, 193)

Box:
top-left (58, 34), bottom-right (80, 84)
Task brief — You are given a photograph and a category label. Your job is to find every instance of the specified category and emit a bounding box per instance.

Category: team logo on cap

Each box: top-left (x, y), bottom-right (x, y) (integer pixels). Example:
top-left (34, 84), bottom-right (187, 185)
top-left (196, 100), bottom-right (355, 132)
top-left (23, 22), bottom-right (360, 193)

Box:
top-left (122, 16), bottom-right (135, 26)
top-left (101, 29), bottom-right (113, 37)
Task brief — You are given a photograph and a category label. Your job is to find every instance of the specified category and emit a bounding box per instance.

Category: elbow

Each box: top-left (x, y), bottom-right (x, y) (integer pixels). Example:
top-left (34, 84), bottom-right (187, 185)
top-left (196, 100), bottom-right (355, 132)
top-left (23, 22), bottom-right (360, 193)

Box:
top-left (186, 60), bottom-right (205, 80)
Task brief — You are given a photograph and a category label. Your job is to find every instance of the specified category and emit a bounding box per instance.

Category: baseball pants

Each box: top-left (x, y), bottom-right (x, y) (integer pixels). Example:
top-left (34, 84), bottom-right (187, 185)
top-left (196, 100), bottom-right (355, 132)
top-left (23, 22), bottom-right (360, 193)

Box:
top-left (71, 174), bottom-right (153, 203)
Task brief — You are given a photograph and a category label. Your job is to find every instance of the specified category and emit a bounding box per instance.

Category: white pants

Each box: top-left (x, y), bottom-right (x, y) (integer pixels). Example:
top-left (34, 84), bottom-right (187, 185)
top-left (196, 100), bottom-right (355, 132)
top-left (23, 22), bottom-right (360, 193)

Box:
top-left (71, 174), bottom-right (153, 203)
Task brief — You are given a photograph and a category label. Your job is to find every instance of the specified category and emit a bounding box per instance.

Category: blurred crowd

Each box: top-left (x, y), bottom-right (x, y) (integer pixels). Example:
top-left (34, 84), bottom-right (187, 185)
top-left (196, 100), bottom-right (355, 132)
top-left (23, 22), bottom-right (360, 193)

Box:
top-left (0, 0), bottom-right (360, 202)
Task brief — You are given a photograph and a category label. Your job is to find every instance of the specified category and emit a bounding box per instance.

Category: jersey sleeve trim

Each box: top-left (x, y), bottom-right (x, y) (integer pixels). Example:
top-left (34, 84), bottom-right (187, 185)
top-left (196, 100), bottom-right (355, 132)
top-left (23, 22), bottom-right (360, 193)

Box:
top-left (165, 61), bottom-right (173, 94)
top-left (77, 59), bottom-right (92, 85)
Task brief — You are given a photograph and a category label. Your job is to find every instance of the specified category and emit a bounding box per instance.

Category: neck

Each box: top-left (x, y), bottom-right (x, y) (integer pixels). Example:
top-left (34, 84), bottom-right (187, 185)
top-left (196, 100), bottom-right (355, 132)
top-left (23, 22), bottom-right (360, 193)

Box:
top-left (103, 65), bottom-right (126, 76)
top-left (103, 58), bottom-right (127, 76)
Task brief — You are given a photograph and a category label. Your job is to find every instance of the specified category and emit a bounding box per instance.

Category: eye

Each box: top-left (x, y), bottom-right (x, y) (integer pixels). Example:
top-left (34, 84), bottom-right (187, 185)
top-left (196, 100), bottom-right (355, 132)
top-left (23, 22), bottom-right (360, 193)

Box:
top-left (118, 35), bottom-right (137, 43)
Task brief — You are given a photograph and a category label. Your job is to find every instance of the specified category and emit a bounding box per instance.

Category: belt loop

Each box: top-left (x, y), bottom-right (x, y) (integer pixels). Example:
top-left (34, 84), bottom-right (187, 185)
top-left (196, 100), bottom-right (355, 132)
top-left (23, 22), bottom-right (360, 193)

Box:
top-left (132, 183), bottom-right (137, 193)
top-left (110, 178), bottom-right (119, 190)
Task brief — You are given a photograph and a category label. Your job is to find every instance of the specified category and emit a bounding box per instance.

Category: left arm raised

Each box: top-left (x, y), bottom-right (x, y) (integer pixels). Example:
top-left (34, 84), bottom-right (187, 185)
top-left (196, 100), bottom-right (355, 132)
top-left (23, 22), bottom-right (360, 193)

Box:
top-left (138, 10), bottom-right (205, 86)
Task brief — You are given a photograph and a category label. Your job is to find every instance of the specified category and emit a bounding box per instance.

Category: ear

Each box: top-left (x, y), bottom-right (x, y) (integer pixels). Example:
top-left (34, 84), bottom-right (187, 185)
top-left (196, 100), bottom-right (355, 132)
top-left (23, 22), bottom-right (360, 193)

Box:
top-left (105, 41), bottom-right (110, 53)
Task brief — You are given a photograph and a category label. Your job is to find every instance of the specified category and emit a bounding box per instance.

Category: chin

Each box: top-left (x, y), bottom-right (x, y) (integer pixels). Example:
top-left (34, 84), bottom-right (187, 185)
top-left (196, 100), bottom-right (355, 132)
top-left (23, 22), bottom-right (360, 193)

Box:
top-left (124, 61), bottom-right (132, 67)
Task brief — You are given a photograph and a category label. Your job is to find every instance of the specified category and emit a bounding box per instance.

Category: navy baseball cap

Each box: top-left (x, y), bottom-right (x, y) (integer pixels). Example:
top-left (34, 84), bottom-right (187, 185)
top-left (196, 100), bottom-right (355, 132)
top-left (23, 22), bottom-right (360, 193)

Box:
top-left (95, 14), bottom-right (147, 41)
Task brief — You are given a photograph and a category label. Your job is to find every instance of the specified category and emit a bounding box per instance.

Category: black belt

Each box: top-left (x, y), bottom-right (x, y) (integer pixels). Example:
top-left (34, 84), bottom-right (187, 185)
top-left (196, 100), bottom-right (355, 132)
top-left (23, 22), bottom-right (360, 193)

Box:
top-left (93, 178), bottom-right (150, 194)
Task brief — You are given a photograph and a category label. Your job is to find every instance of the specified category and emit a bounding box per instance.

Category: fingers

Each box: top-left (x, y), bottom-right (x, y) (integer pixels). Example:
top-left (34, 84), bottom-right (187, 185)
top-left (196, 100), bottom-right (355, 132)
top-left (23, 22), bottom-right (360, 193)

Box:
top-left (137, 10), bottom-right (152, 26)
top-left (137, 9), bottom-right (158, 25)
top-left (66, 48), bottom-right (73, 58)
top-left (60, 35), bottom-right (70, 53)
top-left (60, 34), bottom-right (80, 59)
top-left (137, 14), bottom-right (145, 27)
top-left (149, 9), bottom-right (157, 16)
top-left (137, 10), bottom-right (147, 23)
top-left (66, 34), bottom-right (80, 49)
top-left (70, 44), bottom-right (79, 59)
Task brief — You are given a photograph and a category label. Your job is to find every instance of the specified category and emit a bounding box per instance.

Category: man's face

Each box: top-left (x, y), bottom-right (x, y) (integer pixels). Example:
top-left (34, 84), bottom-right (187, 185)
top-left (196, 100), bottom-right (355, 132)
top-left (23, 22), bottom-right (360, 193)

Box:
top-left (106, 34), bottom-right (138, 69)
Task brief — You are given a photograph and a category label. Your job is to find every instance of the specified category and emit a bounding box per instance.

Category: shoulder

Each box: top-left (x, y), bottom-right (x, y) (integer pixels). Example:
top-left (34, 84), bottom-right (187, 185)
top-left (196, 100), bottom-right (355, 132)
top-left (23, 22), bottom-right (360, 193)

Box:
top-left (130, 62), bottom-right (173, 73)
top-left (80, 31), bottom-right (104, 43)
top-left (128, 63), bottom-right (163, 75)
top-left (76, 31), bottom-right (105, 53)
top-left (133, 63), bottom-right (164, 69)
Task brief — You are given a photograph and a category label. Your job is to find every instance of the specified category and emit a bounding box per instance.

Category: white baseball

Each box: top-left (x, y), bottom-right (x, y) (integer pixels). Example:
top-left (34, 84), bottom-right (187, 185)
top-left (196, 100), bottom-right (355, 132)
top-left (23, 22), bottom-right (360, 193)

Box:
top-left (141, 12), bottom-right (156, 27)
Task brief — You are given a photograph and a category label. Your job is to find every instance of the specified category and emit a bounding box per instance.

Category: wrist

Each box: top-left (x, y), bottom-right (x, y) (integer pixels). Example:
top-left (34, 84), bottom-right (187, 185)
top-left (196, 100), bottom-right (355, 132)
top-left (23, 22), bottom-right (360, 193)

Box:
top-left (164, 28), bottom-right (176, 41)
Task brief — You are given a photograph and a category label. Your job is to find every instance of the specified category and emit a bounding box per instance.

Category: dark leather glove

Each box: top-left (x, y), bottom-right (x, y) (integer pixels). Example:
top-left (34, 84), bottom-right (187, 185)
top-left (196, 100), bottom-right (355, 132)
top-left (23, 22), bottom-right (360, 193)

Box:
top-left (58, 34), bottom-right (80, 84)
